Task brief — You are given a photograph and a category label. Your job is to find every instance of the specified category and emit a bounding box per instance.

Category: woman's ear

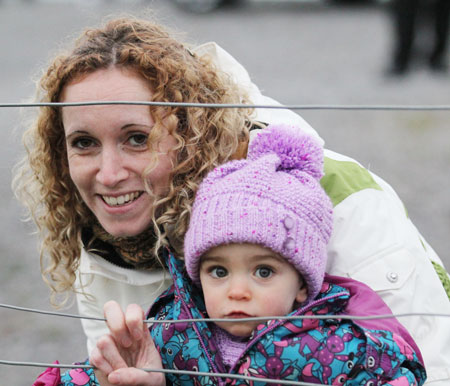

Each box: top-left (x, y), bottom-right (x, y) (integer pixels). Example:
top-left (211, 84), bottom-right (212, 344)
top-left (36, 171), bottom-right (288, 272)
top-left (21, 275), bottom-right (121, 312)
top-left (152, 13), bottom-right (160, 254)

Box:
top-left (296, 285), bottom-right (308, 304)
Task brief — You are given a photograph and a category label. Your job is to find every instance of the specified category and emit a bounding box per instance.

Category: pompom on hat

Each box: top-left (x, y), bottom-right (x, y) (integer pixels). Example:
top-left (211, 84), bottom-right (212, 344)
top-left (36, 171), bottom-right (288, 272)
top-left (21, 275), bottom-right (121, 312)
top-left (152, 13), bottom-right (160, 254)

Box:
top-left (184, 124), bottom-right (333, 303)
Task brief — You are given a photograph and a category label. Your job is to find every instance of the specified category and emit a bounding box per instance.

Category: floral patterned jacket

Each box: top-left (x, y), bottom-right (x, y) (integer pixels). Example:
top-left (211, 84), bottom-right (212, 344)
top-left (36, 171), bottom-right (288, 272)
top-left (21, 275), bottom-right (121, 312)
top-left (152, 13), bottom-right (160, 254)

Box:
top-left (148, 253), bottom-right (426, 386)
top-left (33, 252), bottom-right (426, 386)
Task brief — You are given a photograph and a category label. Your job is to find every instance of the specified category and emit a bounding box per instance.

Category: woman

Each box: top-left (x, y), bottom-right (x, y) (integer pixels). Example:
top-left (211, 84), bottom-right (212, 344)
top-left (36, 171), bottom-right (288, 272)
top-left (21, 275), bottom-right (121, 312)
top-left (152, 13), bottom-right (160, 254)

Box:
top-left (14, 16), bottom-right (450, 384)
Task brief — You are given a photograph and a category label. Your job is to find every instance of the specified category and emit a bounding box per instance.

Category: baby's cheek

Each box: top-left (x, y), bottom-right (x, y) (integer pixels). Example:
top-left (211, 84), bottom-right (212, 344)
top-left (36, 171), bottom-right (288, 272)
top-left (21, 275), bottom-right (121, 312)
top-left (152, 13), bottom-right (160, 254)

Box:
top-left (261, 295), bottom-right (293, 316)
top-left (259, 296), bottom-right (279, 312)
top-left (203, 293), bottom-right (221, 318)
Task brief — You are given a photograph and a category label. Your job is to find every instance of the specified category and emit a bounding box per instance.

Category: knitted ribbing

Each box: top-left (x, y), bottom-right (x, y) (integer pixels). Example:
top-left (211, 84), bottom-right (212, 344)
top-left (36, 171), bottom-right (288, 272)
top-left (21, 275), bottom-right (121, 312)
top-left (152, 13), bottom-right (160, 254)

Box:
top-left (210, 324), bottom-right (248, 369)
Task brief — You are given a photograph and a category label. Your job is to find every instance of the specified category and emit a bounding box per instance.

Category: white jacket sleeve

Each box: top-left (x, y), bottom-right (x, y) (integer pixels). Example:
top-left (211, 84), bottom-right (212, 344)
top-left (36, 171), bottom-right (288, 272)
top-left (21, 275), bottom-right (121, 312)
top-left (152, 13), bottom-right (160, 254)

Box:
top-left (197, 42), bottom-right (450, 385)
top-left (75, 248), bottom-right (172, 354)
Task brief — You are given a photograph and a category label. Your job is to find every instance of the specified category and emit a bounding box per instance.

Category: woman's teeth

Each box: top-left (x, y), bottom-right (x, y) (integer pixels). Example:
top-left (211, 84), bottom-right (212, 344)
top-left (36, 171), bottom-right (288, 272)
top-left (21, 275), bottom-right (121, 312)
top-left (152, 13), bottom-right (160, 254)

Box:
top-left (102, 192), bottom-right (141, 206)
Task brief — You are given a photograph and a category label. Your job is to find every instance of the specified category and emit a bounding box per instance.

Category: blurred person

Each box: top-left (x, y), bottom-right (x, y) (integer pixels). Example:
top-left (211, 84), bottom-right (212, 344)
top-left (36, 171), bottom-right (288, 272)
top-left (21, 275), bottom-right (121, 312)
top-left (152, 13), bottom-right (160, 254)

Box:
top-left (171, 0), bottom-right (240, 13)
top-left (12, 16), bottom-right (450, 385)
top-left (35, 124), bottom-right (426, 385)
top-left (389, 0), bottom-right (450, 74)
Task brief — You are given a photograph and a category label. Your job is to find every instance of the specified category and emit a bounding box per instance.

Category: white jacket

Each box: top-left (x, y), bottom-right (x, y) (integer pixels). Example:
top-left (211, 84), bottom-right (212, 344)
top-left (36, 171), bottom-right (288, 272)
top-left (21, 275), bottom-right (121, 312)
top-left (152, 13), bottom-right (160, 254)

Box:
top-left (75, 42), bottom-right (450, 385)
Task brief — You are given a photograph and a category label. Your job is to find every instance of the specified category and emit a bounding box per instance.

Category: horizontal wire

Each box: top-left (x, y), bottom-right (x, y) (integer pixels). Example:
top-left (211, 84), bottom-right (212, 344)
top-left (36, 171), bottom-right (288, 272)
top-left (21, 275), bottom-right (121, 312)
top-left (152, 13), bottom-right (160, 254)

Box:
top-left (1, 101), bottom-right (450, 110)
top-left (0, 303), bottom-right (104, 322)
top-left (2, 302), bottom-right (446, 384)
top-left (1, 302), bottom-right (450, 324)
top-left (0, 360), bottom-right (329, 385)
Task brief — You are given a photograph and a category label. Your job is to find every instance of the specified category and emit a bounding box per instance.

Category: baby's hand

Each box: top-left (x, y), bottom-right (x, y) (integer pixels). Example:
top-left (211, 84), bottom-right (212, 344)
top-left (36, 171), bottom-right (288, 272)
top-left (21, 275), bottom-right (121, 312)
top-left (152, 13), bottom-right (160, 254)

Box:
top-left (90, 301), bottom-right (165, 386)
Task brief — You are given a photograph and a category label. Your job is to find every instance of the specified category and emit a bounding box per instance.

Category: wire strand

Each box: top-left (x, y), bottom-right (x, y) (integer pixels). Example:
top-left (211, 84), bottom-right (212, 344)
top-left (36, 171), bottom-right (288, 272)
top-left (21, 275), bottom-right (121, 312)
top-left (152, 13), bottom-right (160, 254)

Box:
top-left (1, 302), bottom-right (450, 324)
top-left (0, 360), bottom-right (339, 385)
top-left (1, 101), bottom-right (450, 110)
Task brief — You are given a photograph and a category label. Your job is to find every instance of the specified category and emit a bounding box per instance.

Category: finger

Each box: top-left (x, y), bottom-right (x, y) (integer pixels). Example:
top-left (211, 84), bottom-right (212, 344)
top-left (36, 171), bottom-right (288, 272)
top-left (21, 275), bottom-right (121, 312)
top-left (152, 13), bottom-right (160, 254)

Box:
top-left (109, 367), bottom-right (165, 386)
top-left (145, 333), bottom-right (163, 367)
top-left (94, 334), bottom-right (128, 371)
top-left (90, 346), bottom-right (114, 375)
top-left (104, 300), bottom-right (133, 348)
top-left (94, 369), bottom-right (114, 386)
top-left (125, 303), bottom-right (146, 341)
top-left (133, 333), bottom-right (164, 372)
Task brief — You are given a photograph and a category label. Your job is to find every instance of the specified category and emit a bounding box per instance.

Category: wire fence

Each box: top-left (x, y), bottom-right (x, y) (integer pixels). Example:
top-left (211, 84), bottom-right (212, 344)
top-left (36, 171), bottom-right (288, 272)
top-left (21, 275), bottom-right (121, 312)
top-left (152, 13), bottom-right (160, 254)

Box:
top-left (2, 100), bottom-right (449, 384)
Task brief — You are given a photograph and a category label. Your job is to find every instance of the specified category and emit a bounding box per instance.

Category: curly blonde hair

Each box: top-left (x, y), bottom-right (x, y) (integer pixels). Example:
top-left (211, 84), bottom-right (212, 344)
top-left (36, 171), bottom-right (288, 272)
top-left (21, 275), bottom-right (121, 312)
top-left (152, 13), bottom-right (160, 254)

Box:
top-left (13, 16), bottom-right (253, 306)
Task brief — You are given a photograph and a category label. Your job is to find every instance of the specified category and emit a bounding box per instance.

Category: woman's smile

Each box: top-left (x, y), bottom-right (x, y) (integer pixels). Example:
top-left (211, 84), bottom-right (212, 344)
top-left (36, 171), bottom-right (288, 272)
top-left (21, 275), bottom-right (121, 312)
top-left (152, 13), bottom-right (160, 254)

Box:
top-left (100, 191), bottom-right (143, 207)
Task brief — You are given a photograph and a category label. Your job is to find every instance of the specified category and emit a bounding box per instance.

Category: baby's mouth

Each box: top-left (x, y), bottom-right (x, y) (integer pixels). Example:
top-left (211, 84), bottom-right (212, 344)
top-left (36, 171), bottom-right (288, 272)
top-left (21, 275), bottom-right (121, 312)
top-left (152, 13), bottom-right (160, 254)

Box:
top-left (226, 312), bottom-right (251, 319)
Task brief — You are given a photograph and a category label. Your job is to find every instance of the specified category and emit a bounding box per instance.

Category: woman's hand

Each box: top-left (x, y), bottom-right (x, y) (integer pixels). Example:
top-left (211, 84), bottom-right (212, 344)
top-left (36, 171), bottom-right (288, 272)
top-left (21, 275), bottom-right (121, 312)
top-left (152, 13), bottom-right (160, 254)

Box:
top-left (90, 301), bottom-right (165, 386)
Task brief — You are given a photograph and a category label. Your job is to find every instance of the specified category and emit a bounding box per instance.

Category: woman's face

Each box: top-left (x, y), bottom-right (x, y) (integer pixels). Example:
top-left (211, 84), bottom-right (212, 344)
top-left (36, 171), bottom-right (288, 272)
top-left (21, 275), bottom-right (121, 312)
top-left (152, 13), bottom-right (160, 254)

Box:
top-left (61, 67), bottom-right (176, 237)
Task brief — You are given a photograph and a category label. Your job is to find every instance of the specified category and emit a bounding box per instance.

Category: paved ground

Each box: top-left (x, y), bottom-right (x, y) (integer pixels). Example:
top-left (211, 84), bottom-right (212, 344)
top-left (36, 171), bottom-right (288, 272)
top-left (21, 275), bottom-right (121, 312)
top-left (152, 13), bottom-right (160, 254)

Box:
top-left (0, 0), bottom-right (448, 382)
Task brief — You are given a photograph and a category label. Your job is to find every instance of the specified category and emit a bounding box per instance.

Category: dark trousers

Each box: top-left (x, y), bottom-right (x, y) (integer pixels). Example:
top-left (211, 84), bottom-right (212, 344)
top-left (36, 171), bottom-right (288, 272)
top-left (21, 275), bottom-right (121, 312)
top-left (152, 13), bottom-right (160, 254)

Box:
top-left (392, 0), bottom-right (450, 68)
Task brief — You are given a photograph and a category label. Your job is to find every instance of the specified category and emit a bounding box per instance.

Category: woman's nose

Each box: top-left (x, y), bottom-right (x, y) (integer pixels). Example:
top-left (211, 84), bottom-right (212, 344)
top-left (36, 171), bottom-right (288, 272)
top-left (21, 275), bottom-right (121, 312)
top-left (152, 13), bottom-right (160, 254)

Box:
top-left (96, 148), bottom-right (129, 187)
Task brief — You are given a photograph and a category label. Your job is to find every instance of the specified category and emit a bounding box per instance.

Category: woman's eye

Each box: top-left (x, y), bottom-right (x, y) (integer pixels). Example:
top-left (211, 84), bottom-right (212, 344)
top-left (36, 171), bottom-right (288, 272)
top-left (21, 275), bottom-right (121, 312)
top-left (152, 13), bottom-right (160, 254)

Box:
top-left (255, 266), bottom-right (273, 279)
top-left (71, 137), bottom-right (95, 150)
top-left (128, 133), bottom-right (148, 147)
top-left (210, 266), bottom-right (228, 278)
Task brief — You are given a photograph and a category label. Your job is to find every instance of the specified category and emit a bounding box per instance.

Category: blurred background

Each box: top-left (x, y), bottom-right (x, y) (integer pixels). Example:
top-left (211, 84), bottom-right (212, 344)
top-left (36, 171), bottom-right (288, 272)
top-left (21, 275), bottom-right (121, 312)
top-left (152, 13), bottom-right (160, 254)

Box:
top-left (0, 0), bottom-right (448, 382)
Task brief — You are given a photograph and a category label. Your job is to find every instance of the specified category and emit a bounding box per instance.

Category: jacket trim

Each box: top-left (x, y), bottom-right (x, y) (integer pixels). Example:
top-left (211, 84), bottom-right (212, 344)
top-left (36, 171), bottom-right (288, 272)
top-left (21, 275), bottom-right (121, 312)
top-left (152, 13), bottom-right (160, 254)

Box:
top-left (321, 157), bottom-right (382, 207)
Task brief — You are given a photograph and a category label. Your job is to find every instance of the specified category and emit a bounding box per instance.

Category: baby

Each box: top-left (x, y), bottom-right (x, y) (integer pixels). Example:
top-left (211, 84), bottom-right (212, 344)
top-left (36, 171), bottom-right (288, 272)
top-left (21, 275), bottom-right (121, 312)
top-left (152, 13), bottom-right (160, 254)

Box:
top-left (148, 124), bottom-right (426, 385)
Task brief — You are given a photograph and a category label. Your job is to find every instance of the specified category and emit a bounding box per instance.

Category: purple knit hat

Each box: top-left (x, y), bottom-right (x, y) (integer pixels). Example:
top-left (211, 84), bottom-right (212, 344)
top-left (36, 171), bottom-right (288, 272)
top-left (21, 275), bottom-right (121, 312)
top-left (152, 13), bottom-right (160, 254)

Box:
top-left (184, 124), bottom-right (333, 302)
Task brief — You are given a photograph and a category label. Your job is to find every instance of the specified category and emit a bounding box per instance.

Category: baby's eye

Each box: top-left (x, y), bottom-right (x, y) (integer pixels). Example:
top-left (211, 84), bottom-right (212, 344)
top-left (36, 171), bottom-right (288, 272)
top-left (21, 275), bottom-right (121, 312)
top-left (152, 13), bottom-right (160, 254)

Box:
top-left (255, 266), bottom-right (273, 279)
top-left (128, 133), bottom-right (149, 147)
top-left (210, 266), bottom-right (228, 278)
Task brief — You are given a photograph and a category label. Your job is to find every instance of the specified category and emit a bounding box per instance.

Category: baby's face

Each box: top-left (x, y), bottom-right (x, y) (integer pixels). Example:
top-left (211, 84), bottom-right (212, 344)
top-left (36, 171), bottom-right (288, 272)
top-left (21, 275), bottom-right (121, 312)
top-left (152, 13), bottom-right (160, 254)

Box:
top-left (199, 243), bottom-right (307, 337)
